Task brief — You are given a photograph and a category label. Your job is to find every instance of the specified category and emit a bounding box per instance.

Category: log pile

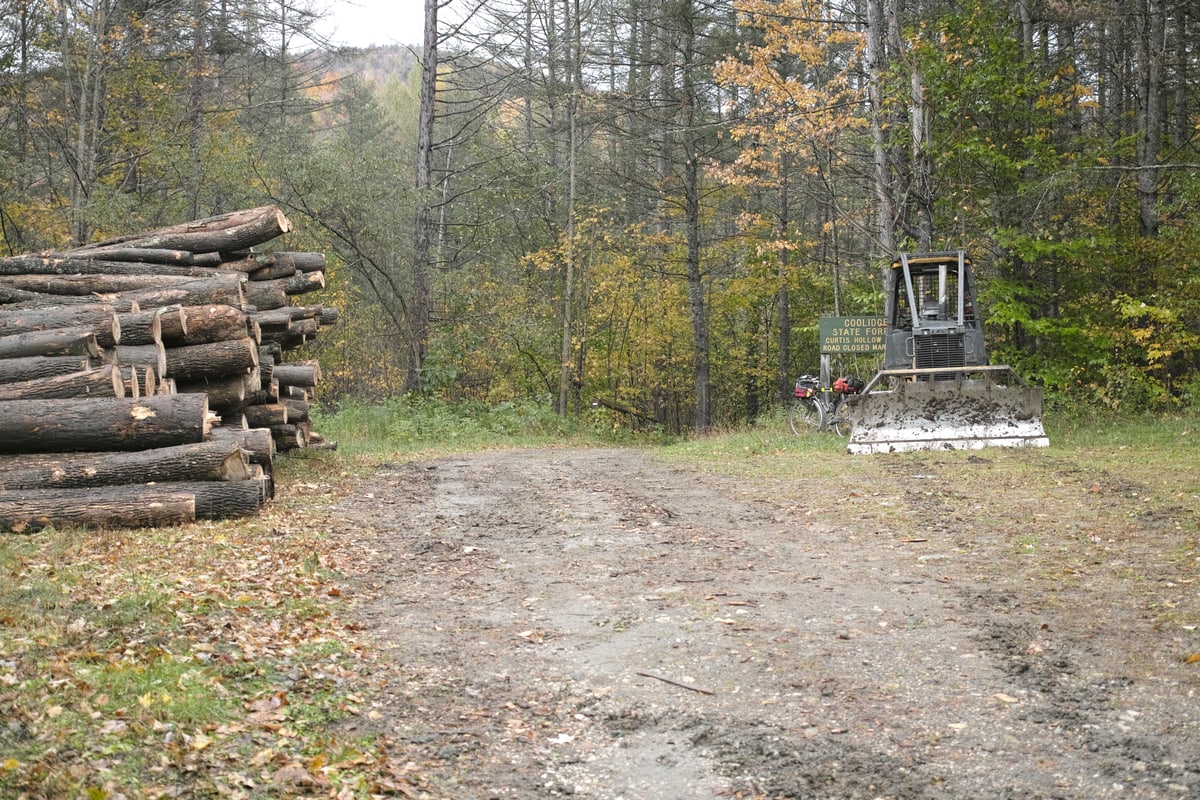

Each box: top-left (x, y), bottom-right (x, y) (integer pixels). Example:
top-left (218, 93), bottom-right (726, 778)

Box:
top-left (0, 206), bottom-right (338, 533)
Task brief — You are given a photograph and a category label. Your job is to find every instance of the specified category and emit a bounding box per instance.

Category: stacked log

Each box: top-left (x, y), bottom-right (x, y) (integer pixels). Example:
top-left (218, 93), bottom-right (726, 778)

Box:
top-left (0, 206), bottom-right (338, 532)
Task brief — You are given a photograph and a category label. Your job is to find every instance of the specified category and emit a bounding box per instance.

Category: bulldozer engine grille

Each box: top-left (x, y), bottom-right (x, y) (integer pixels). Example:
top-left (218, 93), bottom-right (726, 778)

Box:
top-left (914, 334), bottom-right (965, 369)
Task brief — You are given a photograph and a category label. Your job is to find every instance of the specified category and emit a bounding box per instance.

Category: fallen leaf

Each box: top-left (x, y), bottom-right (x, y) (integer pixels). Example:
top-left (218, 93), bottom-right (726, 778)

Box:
top-left (99, 719), bottom-right (127, 735)
top-left (1185, 653), bottom-right (1200, 664)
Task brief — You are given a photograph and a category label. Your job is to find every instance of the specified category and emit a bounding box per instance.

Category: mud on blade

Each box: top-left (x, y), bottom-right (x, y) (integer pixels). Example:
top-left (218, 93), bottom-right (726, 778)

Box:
top-left (846, 378), bottom-right (1049, 454)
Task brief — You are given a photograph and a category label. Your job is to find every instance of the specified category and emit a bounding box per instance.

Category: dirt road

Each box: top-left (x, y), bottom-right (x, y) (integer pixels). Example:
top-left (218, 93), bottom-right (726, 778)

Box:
top-left (332, 447), bottom-right (1200, 799)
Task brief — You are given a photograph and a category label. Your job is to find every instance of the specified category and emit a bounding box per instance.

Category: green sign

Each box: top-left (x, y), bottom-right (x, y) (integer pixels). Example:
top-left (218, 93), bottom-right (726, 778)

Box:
top-left (819, 315), bottom-right (886, 353)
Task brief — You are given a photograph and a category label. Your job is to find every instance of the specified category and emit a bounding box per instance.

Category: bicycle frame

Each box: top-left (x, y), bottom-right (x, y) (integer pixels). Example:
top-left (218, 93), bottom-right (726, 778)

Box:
top-left (790, 376), bottom-right (858, 437)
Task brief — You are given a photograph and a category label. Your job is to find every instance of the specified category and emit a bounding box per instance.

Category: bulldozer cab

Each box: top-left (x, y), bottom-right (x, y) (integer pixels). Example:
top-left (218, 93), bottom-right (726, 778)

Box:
top-left (883, 251), bottom-right (986, 372)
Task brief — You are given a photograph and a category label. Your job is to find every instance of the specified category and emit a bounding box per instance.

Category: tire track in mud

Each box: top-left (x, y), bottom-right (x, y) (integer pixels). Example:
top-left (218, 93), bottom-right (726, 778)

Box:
top-left (339, 448), bottom-right (1200, 799)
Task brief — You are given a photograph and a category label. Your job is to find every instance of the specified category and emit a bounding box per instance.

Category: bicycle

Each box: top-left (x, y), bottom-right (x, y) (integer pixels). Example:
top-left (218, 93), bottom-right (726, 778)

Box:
top-left (788, 374), bottom-right (863, 437)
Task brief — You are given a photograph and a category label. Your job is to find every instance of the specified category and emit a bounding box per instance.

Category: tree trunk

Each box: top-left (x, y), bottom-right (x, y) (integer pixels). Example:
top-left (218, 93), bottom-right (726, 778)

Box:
top-left (176, 304), bottom-right (248, 345)
top-left (273, 361), bottom-right (321, 388)
top-left (0, 272), bottom-right (225, 296)
top-left (176, 375), bottom-right (246, 410)
top-left (116, 309), bottom-right (171, 346)
top-left (162, 478), bottom-right (270, 519)
top-left (1135, 0), bottom-right (1164, 237)
top-left (115, 343), bottom-right (168, 379)
top-left (0, 255), bottom-right (215, 276)
top-left (0, 393), bottom-right (215, 453)
top-left (119, 275), bottom-right (247, 311)
top-left (242, 280), bottom-right (289, 311)
top-left (209, 425), bottom-right (275, 471)
top-left (280, 397), bottom-right (309, 423)
top-left (0, 306), bottom-right (120, 347)
top-left (409, 0), bottom-right (438, 393)
top-left (0, 439), bottom-right (252, 489)
top-left (281, 270), bottom-right (325, 295)
top-left (0, 355), bottom-right (95, 385)
top-left (163, 337), bottom-right (259, 382)
top-left (50, 248), bottom-right (196, 265)
top-left (777, 152), bottom-right (792, 403)
top-left (865, 0), bottom-right (898, 255)
top-left (557, 0), bottom-right (582, 417)
top-left (242, 403), bottom-right (288, 427)
top-left (271, 422), bottom-right (308, 451)
top-left (0, 364), bottom-right (125, 401)
top-left (679, 0), bottom-right (710, 431)
top-left (272, 252), bottom-right (326, 273)
top-left (0, 486), bottom-right (196, 533)
top-left (247, 260), bottom-right (297, 281)
top-left (121, 364), bottom-right (157, 397)
top-left (71, 205), bottom-right (292, 255)
top-left (0, 327), bottom-right (102, 359)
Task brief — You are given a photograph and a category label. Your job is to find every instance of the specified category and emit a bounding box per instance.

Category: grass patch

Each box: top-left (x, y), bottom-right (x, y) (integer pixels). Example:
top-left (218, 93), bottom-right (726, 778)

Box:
top-left (314, 396), bottom-right (596, 456)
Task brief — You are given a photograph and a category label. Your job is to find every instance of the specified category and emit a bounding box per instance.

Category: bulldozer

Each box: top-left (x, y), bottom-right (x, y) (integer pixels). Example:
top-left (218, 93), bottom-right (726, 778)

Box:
top-left (846, 250), bottom-right (1048, 454)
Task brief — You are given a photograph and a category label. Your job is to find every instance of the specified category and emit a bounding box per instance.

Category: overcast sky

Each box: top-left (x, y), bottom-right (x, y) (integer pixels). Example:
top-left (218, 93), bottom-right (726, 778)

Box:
top-left (317, 0), bottom-right (427, 48)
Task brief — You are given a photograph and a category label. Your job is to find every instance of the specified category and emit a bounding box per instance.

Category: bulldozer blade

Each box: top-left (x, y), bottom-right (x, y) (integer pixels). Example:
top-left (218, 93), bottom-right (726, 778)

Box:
top-left (846, 378), bottom-right (1048, 454)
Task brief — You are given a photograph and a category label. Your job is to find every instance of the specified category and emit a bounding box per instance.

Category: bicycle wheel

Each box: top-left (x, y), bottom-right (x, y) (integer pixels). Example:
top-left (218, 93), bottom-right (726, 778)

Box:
top-left (788, 397), bottom-right (823, 435)
top-left (830, 398), bottom-right (852, 438)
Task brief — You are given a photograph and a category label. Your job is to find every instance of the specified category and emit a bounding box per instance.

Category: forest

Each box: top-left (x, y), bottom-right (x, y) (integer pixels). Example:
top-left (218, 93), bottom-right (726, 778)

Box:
top-left (1, 0), bottom-right (1197, 433)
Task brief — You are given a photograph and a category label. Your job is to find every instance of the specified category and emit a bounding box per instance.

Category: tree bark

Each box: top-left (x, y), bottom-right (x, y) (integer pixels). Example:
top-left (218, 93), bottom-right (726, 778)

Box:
top-left (116, 308), bottom-right (175, 346)
top-left (0, 393), bottom-right (215, 453)
top-left (119, 274), bottom-right (246, 311)
top-left (175, 304), bottom-right (250, 345)
top-left (209, 425), bottom-right (275, 471)
top-left (0, 439), bottom-right (252, 489)
top-left (865, 0), bottom-right (898, 255)
top-left (120, 364), bottom-right (157, 397)
top-left (409, 0), bottom-right (438, 393)
top-left (1135, 0), bottom-right (1164, 237)
top-left (0, 364), bottom-right (124, 401)
top-left (0, 306), bottom-right (120, 347)
top-left (115, 343), bottom-right (168, 379)
top-left (242, 281), bottom-right (289, 311)
top-left (71, 205), bottom-right (292, 255)
top-left (279, 397), bottom-right (309, 423)
top-left (175, 374), bottom-right (246, 410)
top-left (0, 355), bottom-right (94, 385)
top-left (272, 252), bottom-right (326, 273)
top-left (0, 255), bottom-right (215, 276)
top-left (273, 361), bottom-right (321, 388)
top-left (247, 260), bottom-right (297, 281)
top-left (0, 327), bottom-right (102, 359)
top-left (163, 337), bottom-right (259, 382)
top-left (242, 403), bottom-right (288, 427)
top-left (215, 253), bottom-right (274, 273)
top-left (158, 478), bottom-right (270, 519)
top-left (0, 486), bottom-right (196, 533)
top-left (46, 248), bottom-right (196, 265)
top-left (270, 422), bottom-right (308, 451)
top-left (678, 0), bottom-right (710, 431)
top-left (0, 272), bottom-right (225, 296)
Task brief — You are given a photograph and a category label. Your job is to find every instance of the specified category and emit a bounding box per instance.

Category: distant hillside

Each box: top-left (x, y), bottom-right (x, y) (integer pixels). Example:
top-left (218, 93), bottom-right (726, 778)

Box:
top-left (319, 44), bottom-right (421, 86)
